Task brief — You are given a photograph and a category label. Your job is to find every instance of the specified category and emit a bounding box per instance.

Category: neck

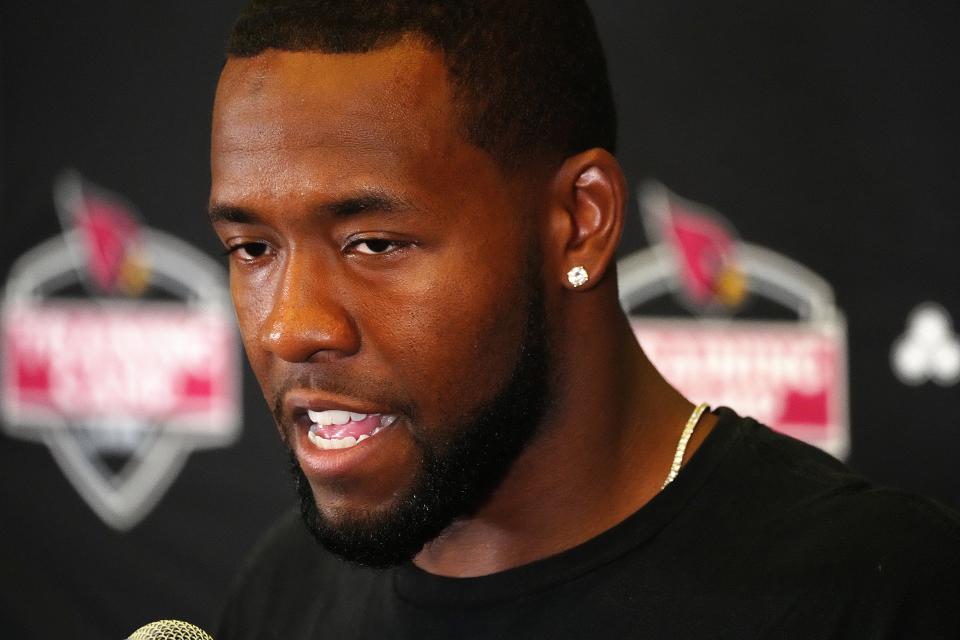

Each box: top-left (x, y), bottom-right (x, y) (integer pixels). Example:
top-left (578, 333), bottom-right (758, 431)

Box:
top-left (413, 286), bottom-right (715, 577)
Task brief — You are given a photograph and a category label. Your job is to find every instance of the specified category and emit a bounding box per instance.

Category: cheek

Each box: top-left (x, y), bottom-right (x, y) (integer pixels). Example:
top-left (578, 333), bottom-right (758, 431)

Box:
top-left (360, 251), bottom-right (531, 416)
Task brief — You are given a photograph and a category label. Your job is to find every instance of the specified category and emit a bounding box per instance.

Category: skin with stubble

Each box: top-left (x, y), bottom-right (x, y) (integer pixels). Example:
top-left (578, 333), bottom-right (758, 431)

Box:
top-left (209, 38), bottom-right (715, 577)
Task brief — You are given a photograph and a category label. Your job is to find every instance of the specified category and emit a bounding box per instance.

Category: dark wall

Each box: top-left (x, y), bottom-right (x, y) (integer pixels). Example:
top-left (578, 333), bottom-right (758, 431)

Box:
top-left (2, 1), bottom-right (958, 637)
top-left (590, 0), bottom-right (960, 503)
top-left (1, 2), bottom-right (291, 637)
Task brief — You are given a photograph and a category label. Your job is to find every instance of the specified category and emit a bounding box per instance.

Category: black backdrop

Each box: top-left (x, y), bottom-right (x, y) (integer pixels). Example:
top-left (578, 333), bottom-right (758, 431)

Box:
top-left (2, 1), bottom-right (959, 637)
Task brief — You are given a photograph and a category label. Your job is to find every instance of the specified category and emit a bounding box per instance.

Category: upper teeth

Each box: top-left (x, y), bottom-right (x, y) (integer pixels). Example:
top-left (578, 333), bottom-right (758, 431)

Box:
top-left (303, 412), bottom-right (400, 453)
top-left (307, 410), bottom-right (372, 425)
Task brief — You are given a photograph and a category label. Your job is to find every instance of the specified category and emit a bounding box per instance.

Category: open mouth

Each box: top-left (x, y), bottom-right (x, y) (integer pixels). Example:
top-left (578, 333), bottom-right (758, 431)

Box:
top-left (305, 410), bottom-right (399, 450)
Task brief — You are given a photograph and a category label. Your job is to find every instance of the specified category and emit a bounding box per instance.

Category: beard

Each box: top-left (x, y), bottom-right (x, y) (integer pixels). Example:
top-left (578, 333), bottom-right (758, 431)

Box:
top-left (288, 268), bottom-right (552, 569)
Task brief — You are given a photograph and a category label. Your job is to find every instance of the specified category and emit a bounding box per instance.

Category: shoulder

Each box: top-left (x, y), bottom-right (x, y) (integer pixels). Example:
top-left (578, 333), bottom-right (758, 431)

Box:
top-left (708, 410), bottom-right (960, 635)
top-left (241, 509), bottom-right (323, 576)
top-left (723, 410), bottom-right (960, 540)
top-left (215, 511), bottom-right (316, 640)
top-left (715, 409), bottom-right (960, 552)
top-left (216, 510), bottom-right (375, 640)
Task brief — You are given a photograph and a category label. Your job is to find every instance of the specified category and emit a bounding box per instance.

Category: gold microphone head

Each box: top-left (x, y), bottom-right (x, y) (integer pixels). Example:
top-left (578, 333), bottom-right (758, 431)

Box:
top-left (127, 619), bottom-right (213, 640)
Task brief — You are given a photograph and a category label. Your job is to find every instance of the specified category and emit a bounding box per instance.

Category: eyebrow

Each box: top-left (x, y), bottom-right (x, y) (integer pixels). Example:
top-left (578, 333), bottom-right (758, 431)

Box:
top-left (207, 190), bottom-right (417, 224)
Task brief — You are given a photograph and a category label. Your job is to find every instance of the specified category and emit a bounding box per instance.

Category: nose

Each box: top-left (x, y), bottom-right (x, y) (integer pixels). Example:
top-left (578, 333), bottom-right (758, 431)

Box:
top-left (256, 251), bottom-right (360, 363)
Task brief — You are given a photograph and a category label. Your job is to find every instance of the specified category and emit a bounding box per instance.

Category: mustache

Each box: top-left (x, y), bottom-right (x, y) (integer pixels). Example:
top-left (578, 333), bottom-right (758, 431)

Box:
top-left (270, 369), bottom-right (416, 427)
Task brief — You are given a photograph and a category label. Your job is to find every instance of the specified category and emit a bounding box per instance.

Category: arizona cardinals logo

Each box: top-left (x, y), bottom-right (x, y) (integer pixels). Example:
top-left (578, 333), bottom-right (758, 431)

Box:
top-left (620, 180), bottom-right (849, 458)
top-left (1, 171), bottom-right (240, 529)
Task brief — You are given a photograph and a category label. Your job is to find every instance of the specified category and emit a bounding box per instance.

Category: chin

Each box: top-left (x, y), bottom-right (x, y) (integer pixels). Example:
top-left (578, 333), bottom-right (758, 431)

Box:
top-left (291, 454), bottom-right (438, 567)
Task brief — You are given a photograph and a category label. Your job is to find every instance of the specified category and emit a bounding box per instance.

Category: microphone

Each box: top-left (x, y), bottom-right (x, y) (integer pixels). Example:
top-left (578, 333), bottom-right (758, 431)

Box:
top-left (126, 619), bottom-right (213, 639)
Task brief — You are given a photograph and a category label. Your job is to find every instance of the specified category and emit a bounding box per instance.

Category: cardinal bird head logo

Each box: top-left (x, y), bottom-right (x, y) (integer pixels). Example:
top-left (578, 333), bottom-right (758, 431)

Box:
top-left (639, 180), bottom-right (747, 311)
top-left (53, 171), bottom-right (151, 297)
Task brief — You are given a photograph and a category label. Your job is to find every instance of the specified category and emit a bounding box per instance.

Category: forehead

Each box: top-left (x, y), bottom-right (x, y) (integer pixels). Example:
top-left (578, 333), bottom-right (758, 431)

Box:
top-left (211, 41), bottom-right (465, 197)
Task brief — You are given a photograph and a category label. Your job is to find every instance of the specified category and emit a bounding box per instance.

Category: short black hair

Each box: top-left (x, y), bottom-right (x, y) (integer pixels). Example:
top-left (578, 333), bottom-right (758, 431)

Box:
top-left (226, 0), bottom-right (617, 171)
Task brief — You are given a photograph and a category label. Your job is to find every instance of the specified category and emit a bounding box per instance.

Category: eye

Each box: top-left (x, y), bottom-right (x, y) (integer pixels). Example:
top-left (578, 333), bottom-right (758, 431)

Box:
top-left (225, 241), bottom-right (271, 261)
top-left (350, 238), bottom-right (405, 255)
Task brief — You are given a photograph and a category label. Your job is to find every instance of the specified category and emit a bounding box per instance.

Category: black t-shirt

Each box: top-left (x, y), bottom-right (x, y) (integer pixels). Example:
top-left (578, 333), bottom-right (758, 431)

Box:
top-left (218, 409), bottom-right (960, 638)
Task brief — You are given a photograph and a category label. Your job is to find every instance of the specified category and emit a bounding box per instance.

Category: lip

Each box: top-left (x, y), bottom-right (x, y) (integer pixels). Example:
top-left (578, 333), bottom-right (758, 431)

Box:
top-left (284, 389), bottom-right (394, 420)
top-left (282, 389), bottom-right (403, 480)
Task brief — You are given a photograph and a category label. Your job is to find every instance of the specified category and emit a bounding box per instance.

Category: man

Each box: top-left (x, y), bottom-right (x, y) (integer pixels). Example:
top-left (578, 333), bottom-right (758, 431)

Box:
top-left (209, 1), bottom-right (960, 637)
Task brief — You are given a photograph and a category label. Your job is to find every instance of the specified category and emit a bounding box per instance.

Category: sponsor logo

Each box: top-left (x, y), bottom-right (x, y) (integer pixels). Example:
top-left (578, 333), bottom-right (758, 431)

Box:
top-left (1, 171), bottom-right (240, 529)
top-left (891, 302), bottom-right (960, 386)
top-left (618, 181), bottom-right (849, 458)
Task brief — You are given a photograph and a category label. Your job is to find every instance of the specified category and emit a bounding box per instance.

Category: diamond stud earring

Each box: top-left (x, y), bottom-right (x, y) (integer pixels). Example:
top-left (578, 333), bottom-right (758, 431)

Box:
top-left (566, 265), bottom-right (589, 288)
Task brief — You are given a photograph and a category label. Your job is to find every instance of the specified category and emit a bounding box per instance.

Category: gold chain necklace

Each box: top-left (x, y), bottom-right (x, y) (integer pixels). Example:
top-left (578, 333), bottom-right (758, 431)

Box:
top-left (661, 403), bottom-right (710, 489)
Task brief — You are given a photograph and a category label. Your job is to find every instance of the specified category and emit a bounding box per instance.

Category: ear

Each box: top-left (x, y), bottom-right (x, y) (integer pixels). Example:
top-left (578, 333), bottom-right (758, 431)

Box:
top-left (546, 148), bottom-right (627, 291)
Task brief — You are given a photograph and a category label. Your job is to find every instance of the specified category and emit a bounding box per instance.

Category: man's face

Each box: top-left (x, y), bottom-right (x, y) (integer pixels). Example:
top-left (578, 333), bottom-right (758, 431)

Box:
top-left (210, 42), bottom-right (553, 565)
